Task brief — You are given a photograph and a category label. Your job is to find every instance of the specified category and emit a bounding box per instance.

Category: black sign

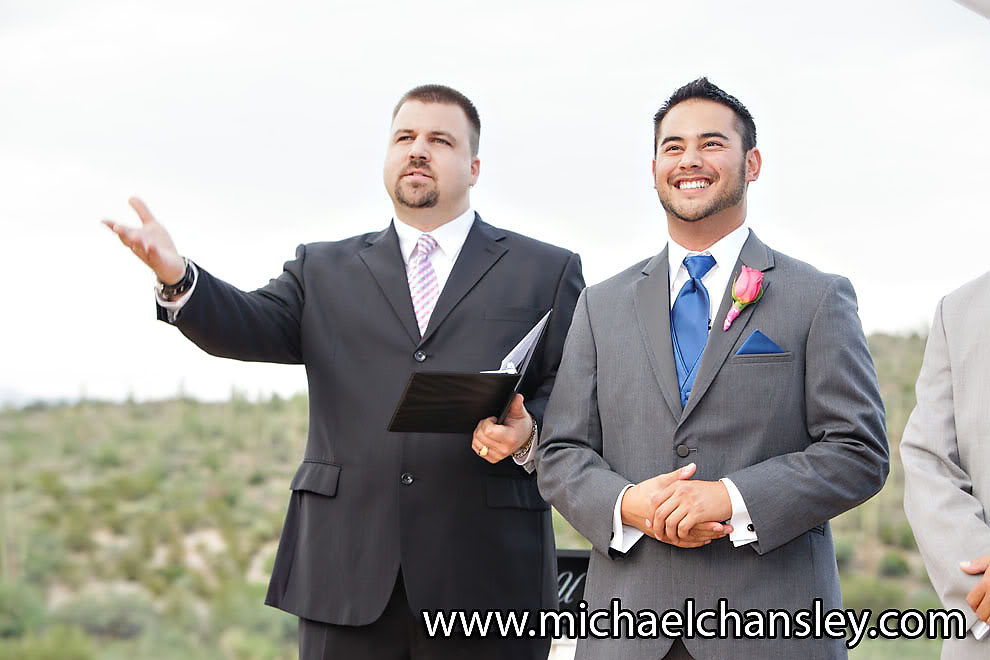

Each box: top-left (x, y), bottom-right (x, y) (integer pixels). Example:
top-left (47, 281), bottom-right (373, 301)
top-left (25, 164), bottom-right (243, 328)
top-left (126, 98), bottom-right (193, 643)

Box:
top-left (555, 548), bottom-right (590, 611)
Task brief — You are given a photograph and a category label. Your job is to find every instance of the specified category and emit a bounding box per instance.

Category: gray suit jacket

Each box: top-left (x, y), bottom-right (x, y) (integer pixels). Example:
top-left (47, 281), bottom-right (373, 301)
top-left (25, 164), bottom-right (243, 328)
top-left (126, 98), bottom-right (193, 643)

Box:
top-left (537, 231), bottom-right (888, 660)
top-left (902, 271), bottom-right (990, 660)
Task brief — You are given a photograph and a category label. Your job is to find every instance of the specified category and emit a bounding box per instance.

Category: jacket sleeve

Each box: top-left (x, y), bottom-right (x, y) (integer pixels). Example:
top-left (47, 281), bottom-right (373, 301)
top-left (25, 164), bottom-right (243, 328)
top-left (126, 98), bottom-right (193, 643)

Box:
top-left (157, 244), bottom-right (307, 364)
top-left (726, 276), bottom-right (889, 554)
top-left (537, 288), bottom-right (635, 555)
top-left (522, 251), bottom-right (584, 430)
top-left (901, 298), bottom-right (990, 633)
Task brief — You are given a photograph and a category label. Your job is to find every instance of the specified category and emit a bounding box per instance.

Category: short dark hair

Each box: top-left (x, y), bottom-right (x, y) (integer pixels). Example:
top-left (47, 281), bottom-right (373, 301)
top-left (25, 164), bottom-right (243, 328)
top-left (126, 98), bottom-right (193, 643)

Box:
top-left (653, 77), bottom-right (757, 154)
top-left (392, 84), bottom-right (481, 156)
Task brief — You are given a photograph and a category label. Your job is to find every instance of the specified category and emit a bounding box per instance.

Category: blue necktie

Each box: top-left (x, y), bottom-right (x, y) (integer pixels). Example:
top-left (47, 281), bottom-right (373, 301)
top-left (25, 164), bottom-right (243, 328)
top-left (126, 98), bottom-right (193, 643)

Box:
top-left (671, 255), bottom-right (716, 407)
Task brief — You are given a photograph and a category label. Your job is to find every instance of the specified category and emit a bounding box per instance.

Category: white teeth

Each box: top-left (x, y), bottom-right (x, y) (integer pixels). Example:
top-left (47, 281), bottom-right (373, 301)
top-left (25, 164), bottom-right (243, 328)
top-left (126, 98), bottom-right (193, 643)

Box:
top-left (678, 180), bottom-right (710, 190)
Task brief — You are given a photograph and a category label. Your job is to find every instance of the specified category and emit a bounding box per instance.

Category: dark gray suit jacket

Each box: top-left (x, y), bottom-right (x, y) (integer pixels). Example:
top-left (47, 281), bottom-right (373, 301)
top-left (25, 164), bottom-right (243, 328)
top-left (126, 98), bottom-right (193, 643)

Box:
top-left (537, 231), bottom-right (888, 660)
top-left (159, 215), bottom-right (584, 625)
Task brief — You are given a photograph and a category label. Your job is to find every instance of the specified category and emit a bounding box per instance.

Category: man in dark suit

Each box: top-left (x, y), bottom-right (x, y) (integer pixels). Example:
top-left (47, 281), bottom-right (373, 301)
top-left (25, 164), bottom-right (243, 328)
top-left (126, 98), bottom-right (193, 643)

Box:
top-left (104, 84), bottom-right (584, 659)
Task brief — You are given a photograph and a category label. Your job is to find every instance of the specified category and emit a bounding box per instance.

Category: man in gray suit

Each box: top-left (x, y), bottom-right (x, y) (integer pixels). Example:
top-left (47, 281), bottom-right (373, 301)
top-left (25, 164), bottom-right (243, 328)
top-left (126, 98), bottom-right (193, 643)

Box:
top-left (536, 78), bottom-right (889, 659)
top-left (902, 272), bottom-right (990, 659)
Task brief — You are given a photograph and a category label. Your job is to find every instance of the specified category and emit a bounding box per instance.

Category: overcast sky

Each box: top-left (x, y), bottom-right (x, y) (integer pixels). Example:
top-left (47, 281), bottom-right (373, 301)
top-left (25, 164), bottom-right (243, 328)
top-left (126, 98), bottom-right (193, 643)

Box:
top-left (2, 0), bottom-right (988, 404)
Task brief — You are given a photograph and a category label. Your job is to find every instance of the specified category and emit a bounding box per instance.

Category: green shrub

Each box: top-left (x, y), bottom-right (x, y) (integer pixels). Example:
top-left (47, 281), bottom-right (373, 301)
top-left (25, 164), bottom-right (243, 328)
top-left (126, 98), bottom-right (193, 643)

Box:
top-left (50, 593), bottom-right (157, 640)
top-left (833, 538), bottom-right (854, 572)
top-left (878, 521), bottom-right (917, 551)
top-left (115, 547), bottom-right (147, 582)
top-left (93, 445), bottom-right (123, 468)
top-left (62, 516), bottom-right (95, 553)
top-left (0, 581), bottom-right (46, 638)
top-left (0, 625), bottom-right (96, 660)
top-left (108, 472), bottom-right (159, 500)
top-left (219, 628), bottom-right (286, 660)
top-left (878, 551), bottom-right (911, 578)
top-left (35, 472), bottom-right (68, 502)
top-left (22, 532), bottom-right (69, 587)
top-left (841, 574), bottom-right (907, 622)
top-left (212, 582), bottom-right (295, 645)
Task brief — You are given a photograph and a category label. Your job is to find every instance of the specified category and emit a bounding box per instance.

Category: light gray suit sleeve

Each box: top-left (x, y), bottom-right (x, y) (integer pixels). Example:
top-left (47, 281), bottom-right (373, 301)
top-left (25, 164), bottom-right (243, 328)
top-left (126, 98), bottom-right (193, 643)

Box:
top-left (726, 276), bottom-right (888, 554)
top-left (902, 298), bottom-right (989, 634)
top-left (536, 289), bottom-right (633, 555)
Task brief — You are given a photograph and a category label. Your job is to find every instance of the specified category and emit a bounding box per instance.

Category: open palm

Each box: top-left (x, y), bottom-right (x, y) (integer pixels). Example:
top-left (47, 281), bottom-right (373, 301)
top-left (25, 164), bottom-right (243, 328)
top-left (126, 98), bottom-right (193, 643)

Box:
top-left (103, 197), bottom-right (185, 284)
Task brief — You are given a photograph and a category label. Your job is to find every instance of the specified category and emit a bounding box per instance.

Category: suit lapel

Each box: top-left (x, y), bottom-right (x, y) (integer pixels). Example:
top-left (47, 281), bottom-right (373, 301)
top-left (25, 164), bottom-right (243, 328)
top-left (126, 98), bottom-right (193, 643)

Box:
top-left (358, 223), bottom-right (421, 345)
top-left (634, 247), bottom-right (683, 422)
top-left (419, 214), bottom-right (507, 346)
top-left (680, 230), bottom-right (775, 423)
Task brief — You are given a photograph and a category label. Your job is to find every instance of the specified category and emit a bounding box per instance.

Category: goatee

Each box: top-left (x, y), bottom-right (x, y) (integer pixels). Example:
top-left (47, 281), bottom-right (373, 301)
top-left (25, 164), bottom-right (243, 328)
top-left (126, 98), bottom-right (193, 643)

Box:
top-left (395, 183), bottom-right (438, 209)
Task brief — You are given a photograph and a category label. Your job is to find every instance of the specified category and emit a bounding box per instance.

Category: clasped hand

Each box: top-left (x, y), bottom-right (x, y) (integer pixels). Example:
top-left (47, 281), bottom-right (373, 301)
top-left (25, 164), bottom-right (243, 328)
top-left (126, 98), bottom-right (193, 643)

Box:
top-left (960, 556), bottom-right (990, 624)
top-left (621, 463), bottom-right (734, 548)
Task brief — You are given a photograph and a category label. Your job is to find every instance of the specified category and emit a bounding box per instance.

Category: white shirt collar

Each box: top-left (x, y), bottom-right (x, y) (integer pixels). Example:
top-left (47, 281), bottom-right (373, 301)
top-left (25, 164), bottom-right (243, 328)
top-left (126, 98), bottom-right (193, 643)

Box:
top-left (667, 223), bottom-right (751, 285)
top-left (394, 208), bottom-right (476, 264)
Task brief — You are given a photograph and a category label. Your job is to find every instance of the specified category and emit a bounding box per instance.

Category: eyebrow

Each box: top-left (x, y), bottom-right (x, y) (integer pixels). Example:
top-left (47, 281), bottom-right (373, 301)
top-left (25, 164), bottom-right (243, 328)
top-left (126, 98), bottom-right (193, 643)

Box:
top-left (660, 131), bottom-right (731, 146)
top-left (392, 129), bottom-right (458, 143)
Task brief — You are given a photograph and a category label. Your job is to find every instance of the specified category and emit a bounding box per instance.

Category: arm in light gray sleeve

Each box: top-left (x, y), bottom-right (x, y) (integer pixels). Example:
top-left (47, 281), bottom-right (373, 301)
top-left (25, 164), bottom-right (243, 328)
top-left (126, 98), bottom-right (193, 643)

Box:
top-left (901, 298), bottom-right (990, 640)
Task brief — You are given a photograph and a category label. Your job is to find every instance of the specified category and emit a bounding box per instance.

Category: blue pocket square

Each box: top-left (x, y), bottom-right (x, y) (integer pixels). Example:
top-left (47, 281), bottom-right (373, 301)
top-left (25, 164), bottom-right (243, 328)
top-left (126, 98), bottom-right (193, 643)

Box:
top-left (735, 330), bottom-right (785, 355)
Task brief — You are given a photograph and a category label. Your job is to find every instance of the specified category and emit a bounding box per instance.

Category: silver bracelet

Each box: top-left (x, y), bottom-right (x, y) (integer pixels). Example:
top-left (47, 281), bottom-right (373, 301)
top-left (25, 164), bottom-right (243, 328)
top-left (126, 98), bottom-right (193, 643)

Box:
top-left (512, 419), bottom-right (538, 460)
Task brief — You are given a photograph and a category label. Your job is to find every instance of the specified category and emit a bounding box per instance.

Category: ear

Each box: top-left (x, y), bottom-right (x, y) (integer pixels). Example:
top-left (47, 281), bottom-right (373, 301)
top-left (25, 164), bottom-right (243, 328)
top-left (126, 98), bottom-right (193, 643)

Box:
top-left (745, 148), bottom-right (762, 182)
top-left (652, 158), bottom-right (658, 189)
top-left (470, 156), bottom-right (480, 183)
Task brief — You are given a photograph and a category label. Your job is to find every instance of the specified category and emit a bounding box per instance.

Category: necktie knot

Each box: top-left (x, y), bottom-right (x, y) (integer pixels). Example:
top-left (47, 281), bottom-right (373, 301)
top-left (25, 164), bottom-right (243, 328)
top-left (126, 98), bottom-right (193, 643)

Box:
top-left (412, 234), bottom-right (439, 263)
top-left (684, 254), bottom-right (716, 281)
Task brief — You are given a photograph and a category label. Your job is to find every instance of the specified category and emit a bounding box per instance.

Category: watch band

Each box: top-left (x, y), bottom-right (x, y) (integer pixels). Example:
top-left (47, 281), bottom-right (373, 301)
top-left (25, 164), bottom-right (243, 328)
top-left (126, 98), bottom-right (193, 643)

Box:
top-left (158, 258), bottom-right (193, 299)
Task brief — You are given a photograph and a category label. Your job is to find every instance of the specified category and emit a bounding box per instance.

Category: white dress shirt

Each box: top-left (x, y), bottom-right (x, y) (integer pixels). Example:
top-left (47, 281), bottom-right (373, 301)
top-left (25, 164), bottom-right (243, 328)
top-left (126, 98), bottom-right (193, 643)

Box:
top-left (393, 207), bottom-right (475, 292)
top-left (611, 224), bottom-right (758, 552)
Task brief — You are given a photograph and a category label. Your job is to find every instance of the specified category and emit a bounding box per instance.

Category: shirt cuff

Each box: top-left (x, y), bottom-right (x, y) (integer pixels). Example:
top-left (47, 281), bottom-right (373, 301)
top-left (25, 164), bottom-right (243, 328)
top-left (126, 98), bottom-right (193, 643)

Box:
top-left (972, 620), bottom-right (989, 640)
top-left (610, 484), bottom-right (644, 553)
top-left (154, 261), bottom-right (198, 323)
top-left (511, 426), bottom-right (538, 472)
top-left (720, 477), bottom-right (758, 547)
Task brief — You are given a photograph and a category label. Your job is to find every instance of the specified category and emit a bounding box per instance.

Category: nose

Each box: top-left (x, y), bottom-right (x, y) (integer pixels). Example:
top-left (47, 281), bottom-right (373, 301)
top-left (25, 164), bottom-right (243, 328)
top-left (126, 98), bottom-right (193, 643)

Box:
top-left (408, 135), bottom-right (430, 161)
top-left (677, 144), bottom-right (702, 170)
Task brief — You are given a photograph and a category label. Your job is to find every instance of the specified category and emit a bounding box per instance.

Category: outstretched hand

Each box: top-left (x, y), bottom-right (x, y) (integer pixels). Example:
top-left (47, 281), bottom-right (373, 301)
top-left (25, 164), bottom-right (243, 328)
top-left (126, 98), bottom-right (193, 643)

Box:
top-left (102, 197), bottom-right (186, 284)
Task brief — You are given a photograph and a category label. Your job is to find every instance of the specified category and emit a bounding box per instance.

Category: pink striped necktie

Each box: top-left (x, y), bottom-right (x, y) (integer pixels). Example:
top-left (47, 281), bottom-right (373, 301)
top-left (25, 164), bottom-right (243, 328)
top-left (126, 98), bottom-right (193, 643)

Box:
top-left (408, 233), bottom-right (440, 336)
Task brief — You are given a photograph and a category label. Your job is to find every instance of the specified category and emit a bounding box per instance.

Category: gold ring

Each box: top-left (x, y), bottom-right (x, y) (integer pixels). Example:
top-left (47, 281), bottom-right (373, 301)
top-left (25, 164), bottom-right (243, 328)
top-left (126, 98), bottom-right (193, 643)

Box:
top-left (479, 445), bottom-right (489, 457)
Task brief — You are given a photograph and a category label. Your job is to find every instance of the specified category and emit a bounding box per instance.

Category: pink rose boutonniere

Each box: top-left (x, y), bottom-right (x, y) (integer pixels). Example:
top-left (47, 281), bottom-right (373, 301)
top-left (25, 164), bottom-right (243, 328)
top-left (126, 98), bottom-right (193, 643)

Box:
top-left (723, 266), bottom-right (764, 331)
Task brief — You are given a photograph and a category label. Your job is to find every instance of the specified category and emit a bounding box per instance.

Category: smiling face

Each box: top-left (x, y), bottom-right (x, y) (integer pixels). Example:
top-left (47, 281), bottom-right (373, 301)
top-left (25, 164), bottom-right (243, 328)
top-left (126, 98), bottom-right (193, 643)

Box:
top-left (383, 100), bottom-right (479, 227)
top-left (653, 99), bottom-right (760, 225)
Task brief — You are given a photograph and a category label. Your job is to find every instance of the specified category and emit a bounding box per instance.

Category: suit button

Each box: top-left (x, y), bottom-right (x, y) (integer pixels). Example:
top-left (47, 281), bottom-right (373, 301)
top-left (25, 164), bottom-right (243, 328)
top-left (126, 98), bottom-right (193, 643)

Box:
top-left (675, 444), bottom-right (690, 458)
top-left (400, 472), bottom-right (414, 485)
top-left (413, 351), bottom-right (427, 363)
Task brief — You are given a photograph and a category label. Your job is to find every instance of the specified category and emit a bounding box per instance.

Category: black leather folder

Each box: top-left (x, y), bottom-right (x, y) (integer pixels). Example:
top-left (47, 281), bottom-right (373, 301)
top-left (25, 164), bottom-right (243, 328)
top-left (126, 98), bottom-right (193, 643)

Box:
top-left (387, 310), bottom-right (551, 433)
